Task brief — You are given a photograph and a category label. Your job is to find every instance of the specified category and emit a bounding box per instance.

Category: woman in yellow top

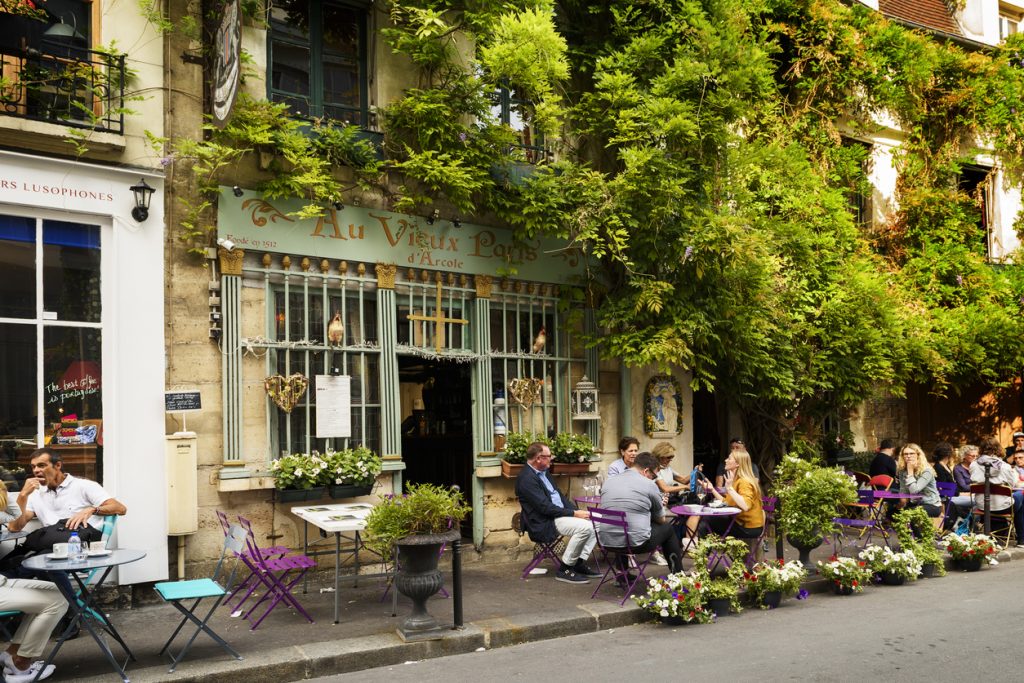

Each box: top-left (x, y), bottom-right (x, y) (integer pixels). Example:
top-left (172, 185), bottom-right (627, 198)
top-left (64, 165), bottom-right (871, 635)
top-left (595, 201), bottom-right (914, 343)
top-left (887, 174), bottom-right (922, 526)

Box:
top-left (704, 450), bottom-right (764, 538)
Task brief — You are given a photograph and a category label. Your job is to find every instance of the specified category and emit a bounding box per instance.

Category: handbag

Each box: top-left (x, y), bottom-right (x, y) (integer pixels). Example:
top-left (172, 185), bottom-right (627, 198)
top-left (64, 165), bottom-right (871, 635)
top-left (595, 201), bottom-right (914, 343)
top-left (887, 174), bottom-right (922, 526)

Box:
top-left (21, 519), bottom-right (102, 553)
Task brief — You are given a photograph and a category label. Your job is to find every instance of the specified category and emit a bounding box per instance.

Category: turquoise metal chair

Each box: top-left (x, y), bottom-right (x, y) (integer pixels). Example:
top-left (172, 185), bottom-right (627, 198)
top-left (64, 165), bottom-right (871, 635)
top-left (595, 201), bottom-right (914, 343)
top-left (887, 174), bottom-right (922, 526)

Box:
top-left (153, 523), bottom-right (247, 672)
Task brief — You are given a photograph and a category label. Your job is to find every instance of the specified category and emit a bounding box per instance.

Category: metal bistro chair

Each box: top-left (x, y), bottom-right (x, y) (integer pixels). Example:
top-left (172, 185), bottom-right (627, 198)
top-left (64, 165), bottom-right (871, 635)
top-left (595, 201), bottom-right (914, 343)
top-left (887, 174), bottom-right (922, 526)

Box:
top-left (215, 510), bottom-right (289, 611)
top-left (968, 483), bottom-right (1018, 549)
top-left (153, 523), bottom-right (247, 672)
top-left (236, 515), bottom-right (316, 629)
top-left (744, 496), bottom-right (777, 568)
top-left (512, 507), bottom-right (566, 580)
top-left (935, 481), bottom-right (959, 531)
top-left (588, 507), bottom-right (655, 605)
top-left (832, 489), bottom-right (885, 554)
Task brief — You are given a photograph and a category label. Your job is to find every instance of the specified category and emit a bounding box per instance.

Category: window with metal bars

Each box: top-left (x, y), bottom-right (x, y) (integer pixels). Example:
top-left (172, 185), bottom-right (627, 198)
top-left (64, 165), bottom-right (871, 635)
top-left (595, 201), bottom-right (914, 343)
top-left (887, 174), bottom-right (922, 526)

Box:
top-left (258, 267), bottom-right (380, 458)
top-left (487, 287), bottom-right (584, 438)
top-left (395, 276), bottom-right (473, 355)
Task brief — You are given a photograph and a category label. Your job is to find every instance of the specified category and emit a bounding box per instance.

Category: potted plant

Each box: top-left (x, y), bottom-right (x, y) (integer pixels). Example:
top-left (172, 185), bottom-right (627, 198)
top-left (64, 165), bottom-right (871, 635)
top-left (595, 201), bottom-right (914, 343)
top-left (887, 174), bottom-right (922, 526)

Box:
top-left (773, 456), bottom-right (858, 566)
top-left (689, 535), bottom-right (749, 615)
top-left (893, 506), bottom-right (946, 577)
top-left (633, 571), bottom-right (714, 625)
top-left (858, 545), bottom-right (922, 585)
top-left (324, 446), bottom-right (382, 499)
top-left (816, 555), bottom-right (874, 595)
top-left (364, 483), bottom-right (470, 641)
top-left (500, 431), bottom-right (543, 478)
top-left (549, 431), bottom-right (595, 475)
top-left (270, 451), bottom-right (330, 502)
top-left (942, 532), bottom-right (999, 571)
top-left (744, 560), bottom-right (809, 609)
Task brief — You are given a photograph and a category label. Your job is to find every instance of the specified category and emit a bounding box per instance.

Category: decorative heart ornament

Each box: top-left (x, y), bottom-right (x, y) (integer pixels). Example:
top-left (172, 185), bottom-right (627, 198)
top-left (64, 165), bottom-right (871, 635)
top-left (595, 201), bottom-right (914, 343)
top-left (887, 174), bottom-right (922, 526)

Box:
top-left (264, 373), bottom-right (309, 413)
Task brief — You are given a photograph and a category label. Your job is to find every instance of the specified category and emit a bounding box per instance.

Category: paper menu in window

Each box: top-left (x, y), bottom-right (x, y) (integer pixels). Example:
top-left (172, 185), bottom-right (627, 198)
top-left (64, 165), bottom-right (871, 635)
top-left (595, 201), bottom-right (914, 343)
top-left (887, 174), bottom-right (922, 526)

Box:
top-left (315, 375), bottom-right (351, 438)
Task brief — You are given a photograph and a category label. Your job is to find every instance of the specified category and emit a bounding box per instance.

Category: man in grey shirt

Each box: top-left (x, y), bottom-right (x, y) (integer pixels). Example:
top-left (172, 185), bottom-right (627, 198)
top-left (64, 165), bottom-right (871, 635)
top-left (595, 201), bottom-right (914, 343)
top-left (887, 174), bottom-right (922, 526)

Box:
top-left (598, 452), bottom-right (683, 572)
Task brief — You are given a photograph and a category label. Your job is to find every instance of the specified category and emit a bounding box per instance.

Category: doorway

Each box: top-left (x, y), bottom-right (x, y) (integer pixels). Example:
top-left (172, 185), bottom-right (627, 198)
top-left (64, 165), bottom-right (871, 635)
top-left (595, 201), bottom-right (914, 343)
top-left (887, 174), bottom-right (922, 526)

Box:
top-left (691, 388), bottom-right (722, 477)
top-left (398, 356), bottom-right (473, 531)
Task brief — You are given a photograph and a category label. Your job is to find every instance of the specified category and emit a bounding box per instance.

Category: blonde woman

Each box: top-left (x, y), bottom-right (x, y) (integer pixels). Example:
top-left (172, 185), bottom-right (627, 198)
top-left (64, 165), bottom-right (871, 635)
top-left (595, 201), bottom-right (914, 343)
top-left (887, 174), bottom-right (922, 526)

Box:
top-left (0, 481), bottom-right (21, 525)
top-left (897, 443), bottom-right (942, 517)
top-left (680, 450), bottom-right (763, 546)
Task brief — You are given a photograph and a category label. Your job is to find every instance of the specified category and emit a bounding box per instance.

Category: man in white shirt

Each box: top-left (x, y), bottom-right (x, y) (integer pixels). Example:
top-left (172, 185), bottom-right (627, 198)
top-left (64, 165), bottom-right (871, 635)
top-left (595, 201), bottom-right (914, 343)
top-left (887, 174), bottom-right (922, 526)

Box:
top-left (9, 448), bottom-right (126, 533)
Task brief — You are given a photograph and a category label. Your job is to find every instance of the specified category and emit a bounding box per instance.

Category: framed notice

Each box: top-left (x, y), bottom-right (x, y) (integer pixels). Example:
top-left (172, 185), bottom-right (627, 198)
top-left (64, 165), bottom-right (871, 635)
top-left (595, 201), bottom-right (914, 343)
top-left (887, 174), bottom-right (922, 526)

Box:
top-left (315, 375), bottom-right (352, 438)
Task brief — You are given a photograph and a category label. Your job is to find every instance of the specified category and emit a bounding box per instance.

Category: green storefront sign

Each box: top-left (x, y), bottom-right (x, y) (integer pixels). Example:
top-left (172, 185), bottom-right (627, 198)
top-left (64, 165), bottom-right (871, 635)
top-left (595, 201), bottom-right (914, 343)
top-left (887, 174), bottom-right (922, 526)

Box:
top-left (218, 187), bottom-right (583, 283)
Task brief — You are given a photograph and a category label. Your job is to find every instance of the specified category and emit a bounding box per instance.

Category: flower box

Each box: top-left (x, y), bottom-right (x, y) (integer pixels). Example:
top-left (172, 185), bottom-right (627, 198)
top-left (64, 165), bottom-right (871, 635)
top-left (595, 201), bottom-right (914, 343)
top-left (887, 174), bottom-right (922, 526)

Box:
top-left (329, 484), bottom-right (373, 500)
top-left (550, 462), bottom-right (591, 475)
top-left (277, 486), bottom-right (327, 503)
top-left (501, 460), bottom-right (525, 479)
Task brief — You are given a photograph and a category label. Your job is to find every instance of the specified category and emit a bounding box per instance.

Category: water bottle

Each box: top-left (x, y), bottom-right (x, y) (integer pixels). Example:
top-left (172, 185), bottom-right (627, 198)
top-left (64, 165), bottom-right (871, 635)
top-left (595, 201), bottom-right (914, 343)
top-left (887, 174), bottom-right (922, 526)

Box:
top-left (68, 532), bottom-right (85, 563)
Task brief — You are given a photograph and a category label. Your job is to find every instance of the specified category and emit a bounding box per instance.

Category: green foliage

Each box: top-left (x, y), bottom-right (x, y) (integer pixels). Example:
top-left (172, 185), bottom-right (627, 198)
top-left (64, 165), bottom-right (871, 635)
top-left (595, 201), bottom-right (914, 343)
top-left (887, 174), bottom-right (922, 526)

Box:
top-left (363, 483), bottom-right (470, 560)
top-left (549, 431), bottom-right (594, 463)
top-left (772, 457), bottom-right (858, 546)
top-left (323, 446), bottom-right (382, 487)
top-left (689, 535), bottom-right (750, 613)
top-left (501, 430), bottom-right (546, 463)
top-left (893, 506), bottom-right (946, 576)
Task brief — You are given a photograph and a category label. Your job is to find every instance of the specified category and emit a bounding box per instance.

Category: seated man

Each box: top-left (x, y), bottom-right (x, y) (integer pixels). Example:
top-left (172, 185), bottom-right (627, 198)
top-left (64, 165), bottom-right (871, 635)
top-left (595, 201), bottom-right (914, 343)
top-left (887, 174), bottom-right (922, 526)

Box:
top-left (9, 448), bottom-right (127, 534)
top-left (0, 575), bottom-right (67, 682)
top-left (515, 442), bottom-right (600, 584)
top-left (598, 452), bottom-right (683, 573)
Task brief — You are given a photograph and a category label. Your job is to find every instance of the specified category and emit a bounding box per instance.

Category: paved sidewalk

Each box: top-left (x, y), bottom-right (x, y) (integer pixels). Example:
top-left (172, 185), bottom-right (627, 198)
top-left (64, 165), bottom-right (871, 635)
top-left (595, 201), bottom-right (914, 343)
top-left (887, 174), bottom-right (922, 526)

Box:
top-left (47, 540), bottom-right (1022, 683)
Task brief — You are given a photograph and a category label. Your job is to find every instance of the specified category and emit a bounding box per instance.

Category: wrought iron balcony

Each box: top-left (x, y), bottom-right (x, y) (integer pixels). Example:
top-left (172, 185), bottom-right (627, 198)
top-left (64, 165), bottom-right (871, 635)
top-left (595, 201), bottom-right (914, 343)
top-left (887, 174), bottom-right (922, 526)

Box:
top-left (0, 46), bottom-right (125, 134)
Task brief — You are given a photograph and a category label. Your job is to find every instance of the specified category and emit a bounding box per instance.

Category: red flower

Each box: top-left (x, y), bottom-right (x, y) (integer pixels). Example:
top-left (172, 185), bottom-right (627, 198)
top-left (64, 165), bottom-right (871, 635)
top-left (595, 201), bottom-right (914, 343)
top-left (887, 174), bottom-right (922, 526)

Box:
top-left (694, 582), bottom-right (701, 589)
top-left (852, 580), bottom-right (859, 587)
top-left (858, 561), bottom-right (866, 567)
top-left (689, 611), bottom-right (695, 618)
top-left (828, 555), bottom-right (838, 562)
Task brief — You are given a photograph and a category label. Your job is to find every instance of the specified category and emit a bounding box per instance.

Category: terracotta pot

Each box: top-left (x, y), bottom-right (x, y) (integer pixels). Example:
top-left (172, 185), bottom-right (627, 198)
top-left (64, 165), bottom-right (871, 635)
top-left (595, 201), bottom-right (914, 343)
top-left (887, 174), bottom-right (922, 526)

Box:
top-left (500, 460), bottom-right (524, 478)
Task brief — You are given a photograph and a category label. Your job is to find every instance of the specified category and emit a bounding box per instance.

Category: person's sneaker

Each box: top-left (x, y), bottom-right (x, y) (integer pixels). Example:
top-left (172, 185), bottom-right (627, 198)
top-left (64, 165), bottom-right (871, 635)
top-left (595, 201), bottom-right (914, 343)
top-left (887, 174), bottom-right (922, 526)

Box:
top-left (555, 567), bottom-right (590, 584)
top-left (1, 650), bottom-right (16, 674)
top-left (6, 660), bottom-right (56, 683)
top-left (650, 550), bottom-right (669, 566)
top-left (573, 560), bottom-right (602, 578)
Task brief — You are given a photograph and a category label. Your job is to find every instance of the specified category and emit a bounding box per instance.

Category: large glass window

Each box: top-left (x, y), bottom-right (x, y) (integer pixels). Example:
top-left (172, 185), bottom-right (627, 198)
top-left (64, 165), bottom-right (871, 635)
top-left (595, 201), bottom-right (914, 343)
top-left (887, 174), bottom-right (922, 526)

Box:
top-left (259, 262), bottom-right (380, 458)
top-left (0, 213), bottom-right (103, 487)
top-left (268, 0), bottom-right (369, 125)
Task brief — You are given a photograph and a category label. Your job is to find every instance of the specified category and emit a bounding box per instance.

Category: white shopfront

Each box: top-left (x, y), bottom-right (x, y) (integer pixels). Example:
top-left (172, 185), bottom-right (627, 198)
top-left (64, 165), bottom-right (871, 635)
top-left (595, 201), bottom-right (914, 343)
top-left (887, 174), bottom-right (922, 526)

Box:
top-left (0, 150), bottom-right (167, 584)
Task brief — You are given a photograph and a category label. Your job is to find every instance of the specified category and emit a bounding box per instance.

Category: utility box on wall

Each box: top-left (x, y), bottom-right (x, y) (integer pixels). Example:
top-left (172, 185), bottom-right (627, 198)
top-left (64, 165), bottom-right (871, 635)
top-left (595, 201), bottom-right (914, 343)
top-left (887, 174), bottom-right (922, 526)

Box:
top-left (165, 433), bottom-right (198, 535)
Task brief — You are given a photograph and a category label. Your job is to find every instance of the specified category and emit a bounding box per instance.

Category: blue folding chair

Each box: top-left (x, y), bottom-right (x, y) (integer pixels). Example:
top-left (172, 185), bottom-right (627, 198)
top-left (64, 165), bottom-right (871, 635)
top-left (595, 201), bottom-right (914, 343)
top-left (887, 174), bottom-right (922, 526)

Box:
top-left (153, 524), bottom-right (247, 672)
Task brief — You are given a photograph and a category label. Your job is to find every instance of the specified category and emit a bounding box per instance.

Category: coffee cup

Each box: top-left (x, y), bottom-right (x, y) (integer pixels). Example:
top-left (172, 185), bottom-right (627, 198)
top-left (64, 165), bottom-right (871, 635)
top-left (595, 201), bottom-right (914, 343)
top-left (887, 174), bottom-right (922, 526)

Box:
top-left (89, 541), bottom-right (107, 553)
top-left (52, 543), bottom-right (69, 558)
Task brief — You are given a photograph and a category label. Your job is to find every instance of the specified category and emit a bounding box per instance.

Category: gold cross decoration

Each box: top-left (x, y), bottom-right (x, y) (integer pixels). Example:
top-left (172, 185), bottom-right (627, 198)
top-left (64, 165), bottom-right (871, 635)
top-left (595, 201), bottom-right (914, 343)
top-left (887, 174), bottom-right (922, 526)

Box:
top-left (407, 279), bottom-right (468, 352)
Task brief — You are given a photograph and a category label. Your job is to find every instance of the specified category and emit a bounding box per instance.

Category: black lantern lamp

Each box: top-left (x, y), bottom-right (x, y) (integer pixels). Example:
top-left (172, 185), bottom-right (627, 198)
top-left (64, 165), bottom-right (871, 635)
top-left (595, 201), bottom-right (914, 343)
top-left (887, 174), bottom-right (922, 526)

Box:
top-left (571, 375), bottom-right (599, 420)
top-left (130, 178), bottom-right (155, 222)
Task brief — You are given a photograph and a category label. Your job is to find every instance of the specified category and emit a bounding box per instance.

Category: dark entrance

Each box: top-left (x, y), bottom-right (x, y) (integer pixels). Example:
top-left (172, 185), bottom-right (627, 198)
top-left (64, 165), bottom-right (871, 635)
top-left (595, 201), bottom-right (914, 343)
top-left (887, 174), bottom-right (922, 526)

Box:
top-left (398, 356), bottom-right (473, 531)
top-left (692, 388), bottom-right (723, 477)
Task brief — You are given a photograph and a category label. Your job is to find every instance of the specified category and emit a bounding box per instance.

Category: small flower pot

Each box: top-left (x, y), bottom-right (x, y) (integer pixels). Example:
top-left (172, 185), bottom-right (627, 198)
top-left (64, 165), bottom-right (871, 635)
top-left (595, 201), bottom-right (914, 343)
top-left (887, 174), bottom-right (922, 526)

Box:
top-left (706, 598), bottom-right (732, 616)
top-left (658, 615), bottom-right (687, 626)
top-left (954, 557), bottom-right (983, 572)
top-left (879, 571), bottom-right (905, 586)
top-left (759, 591), bottom-right (783, 609)
top-left (921, 562), bottom-right (936, 578)
top-left (277, 486), bottom-right (327, 503)
top-left (500, 460), bottom-right (524, 479)
top-left (831, 583), bottom-right (855, 596)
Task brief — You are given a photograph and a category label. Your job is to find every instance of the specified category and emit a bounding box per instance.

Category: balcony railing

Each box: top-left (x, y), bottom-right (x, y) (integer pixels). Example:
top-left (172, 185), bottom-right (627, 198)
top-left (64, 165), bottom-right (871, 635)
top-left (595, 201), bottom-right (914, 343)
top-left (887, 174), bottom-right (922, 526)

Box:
top-left (0, 46), bottom-right (125, 134)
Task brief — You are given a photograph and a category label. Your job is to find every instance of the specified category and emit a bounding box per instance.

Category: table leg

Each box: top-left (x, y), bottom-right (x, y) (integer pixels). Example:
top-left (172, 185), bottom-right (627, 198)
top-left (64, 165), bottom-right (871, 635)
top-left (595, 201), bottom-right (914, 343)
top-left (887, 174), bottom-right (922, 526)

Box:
top-left (302, 519), bottom-right (309, 594)
top-left (70, 570), bottom-right (136, 661)
top-left (329, 532), bottom-right (338, 624)
top-left (353, 531), bottom-right (361, 587)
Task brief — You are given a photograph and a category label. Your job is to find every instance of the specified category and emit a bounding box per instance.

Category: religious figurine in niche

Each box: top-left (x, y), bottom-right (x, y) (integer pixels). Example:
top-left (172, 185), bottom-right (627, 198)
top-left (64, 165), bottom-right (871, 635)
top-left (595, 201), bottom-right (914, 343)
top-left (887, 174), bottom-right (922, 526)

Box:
top-left (644, 375), bottom-right (683, 437)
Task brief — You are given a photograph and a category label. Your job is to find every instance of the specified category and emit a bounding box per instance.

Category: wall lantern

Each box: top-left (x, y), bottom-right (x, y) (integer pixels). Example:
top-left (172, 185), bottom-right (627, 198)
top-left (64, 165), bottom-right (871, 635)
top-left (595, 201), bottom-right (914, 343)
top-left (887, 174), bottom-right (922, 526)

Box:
top-left (571, 375), bottom-right (599, 420)
top-left (130, 178), bottom-right (155, 222)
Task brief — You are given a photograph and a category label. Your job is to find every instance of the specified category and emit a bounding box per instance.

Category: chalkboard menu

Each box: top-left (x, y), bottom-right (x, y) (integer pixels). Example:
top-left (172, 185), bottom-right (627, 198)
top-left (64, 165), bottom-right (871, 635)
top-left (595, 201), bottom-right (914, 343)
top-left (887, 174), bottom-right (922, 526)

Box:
top-left (165, 391), bottom-right (202, 413)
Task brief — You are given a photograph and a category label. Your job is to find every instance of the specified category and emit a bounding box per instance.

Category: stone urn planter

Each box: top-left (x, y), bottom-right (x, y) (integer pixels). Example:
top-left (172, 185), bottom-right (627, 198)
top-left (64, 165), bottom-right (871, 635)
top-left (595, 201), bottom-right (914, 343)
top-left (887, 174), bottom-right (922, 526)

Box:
top-left (394, 528), bottom-right (461, 641)
top-left (787, 535), bottom-right (823, 568)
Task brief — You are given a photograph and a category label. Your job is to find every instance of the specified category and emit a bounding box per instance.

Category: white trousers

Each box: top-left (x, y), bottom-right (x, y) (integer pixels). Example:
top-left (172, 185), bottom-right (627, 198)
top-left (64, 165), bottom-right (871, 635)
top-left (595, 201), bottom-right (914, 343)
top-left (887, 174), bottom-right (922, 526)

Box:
top-left (0, 578), bottom-right (68, 658)
top-left (553, 516), bottom-right (597, 566)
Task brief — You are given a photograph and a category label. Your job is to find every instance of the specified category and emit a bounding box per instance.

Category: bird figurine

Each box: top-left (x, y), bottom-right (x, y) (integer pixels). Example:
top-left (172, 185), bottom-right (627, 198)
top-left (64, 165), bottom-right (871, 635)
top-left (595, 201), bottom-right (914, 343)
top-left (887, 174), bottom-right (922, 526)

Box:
top-left (532, 326), bottom-right (546, 354)
top-left (327, 312), bottom-right (344, 346)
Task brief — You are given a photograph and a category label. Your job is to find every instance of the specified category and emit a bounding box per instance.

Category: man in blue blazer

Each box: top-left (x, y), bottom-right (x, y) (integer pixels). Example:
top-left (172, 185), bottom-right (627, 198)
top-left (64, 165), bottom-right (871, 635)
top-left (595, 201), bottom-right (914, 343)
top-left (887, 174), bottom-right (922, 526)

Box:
top-left (515, 441), bottom-right (600, 583)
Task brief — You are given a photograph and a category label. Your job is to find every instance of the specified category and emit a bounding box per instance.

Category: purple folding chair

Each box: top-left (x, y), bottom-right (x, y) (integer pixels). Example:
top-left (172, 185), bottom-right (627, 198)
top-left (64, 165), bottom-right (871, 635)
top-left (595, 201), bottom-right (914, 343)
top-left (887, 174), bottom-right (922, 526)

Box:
top-left (215, 510), bottom-right (290, 610)
top-left (743, 496), bottom-right (777, 568)
top-left (935, 481), bottom-right (959, 531)
top-left (588, 507), bottom-right (655, 605)
top-left (832, 489), bottom-right (885, 554)
top-left (513, 508), bottom-right (565, 580)
top-left (237, 515), bottom-right (315, 629)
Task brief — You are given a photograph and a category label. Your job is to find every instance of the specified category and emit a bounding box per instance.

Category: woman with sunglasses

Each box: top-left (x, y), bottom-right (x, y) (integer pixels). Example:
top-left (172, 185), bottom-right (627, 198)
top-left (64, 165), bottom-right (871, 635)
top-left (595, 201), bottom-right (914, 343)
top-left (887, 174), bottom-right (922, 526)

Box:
top-left (897, 443), bottom-right (942, 517)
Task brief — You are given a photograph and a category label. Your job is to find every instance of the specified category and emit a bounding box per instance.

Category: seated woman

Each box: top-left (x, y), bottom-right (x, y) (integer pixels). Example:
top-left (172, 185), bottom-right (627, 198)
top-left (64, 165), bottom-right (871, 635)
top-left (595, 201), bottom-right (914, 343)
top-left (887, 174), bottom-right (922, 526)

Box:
top-left (953, 445), bottom-right (976, 494)
top-left (897, 443), bottom-right (942, 517)
top-left (683, 450), bottom-right (764, 544)
top-left (651, 442), bottom-right (688, 505)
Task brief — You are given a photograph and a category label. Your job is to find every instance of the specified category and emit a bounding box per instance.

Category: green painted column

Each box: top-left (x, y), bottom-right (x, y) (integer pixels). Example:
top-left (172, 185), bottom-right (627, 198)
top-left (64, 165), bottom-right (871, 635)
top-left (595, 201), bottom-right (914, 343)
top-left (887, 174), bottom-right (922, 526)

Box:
top-left (470, 276), bottom-right (493, 549)
top-left (585, 308), bottom-right (600, 447)
top-left (375, 265), bottom-right (403, 491)
top-left (219, 248), bottom-right (248, 478)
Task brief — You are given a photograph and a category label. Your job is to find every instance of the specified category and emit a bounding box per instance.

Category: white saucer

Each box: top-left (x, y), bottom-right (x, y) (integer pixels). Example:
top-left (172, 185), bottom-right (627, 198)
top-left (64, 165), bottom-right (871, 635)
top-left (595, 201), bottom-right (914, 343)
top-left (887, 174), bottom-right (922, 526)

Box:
top-left (46, 553), bottom-right (70, 561)
top-left (86, 549), bottom-right (112, 557)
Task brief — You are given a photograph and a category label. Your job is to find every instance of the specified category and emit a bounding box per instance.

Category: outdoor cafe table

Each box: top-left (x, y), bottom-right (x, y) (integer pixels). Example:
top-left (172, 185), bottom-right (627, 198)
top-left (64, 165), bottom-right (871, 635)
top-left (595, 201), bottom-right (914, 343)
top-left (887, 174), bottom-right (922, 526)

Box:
top-left (290, 502), bottom-right (377, 624)
top-left (0, 529), bottom-right (30, 543)
top-left (22, 549), bottom-right (145, 683)
top-left (670, 504), bottom-right (741, 571)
